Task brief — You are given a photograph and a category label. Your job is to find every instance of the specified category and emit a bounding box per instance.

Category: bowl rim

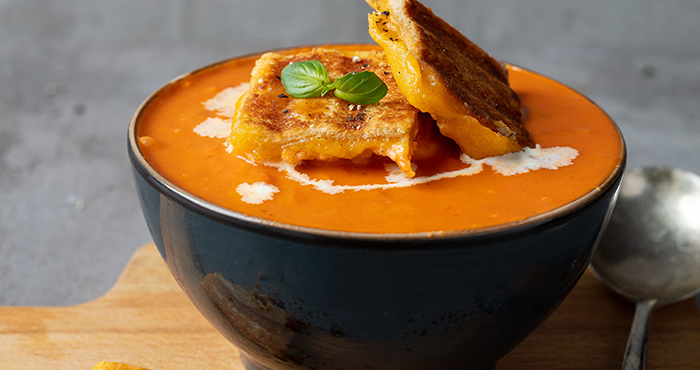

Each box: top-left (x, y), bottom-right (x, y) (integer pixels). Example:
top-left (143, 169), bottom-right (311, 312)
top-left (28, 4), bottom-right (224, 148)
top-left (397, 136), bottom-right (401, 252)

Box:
top-left (128, 44), bottom-right (627, 245)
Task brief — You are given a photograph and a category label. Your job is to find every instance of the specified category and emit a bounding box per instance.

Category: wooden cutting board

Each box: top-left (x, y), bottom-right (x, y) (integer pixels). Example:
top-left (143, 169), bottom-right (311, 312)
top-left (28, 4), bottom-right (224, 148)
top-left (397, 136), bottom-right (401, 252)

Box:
top-left (2, 243), bottom-right (699, 370)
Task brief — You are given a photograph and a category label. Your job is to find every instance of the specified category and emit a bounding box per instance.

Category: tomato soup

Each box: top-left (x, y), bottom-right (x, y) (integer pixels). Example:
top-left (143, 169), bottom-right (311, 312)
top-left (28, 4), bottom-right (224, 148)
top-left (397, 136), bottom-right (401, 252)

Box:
top-left (135, 45), bottom-right (624, 234)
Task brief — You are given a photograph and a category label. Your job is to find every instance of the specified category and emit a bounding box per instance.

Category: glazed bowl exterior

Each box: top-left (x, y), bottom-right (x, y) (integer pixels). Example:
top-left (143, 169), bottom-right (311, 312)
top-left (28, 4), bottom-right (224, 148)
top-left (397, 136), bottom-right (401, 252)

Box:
top-left (129, 52), bottom-right (626, 370)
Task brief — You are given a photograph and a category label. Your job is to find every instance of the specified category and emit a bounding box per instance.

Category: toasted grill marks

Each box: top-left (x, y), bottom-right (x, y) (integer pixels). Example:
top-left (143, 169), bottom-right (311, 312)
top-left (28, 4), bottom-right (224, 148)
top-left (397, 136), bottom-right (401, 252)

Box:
top-left (341, 110), bottom-right (368, 130)
top-left (403, 1), bottom-right (530, 147)
top-left (405, 2), bottom-right (508, 84)
top-left (367, 0), bottom-right (534, 156)
top-left (229, 48), bottom-right (422, 176)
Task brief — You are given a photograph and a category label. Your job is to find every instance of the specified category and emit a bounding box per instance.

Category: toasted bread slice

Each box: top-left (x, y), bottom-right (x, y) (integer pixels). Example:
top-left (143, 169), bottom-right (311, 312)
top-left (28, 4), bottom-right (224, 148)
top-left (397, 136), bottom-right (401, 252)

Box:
top-left (366, 0), bottom-right (534, 159)
top-left (229, 48), bottom-right (422, 177)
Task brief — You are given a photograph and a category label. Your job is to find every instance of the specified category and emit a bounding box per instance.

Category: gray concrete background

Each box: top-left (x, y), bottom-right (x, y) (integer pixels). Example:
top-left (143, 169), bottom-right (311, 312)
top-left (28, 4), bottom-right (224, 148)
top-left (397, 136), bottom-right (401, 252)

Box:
top-left (1, 0), bottom-right (699, 306)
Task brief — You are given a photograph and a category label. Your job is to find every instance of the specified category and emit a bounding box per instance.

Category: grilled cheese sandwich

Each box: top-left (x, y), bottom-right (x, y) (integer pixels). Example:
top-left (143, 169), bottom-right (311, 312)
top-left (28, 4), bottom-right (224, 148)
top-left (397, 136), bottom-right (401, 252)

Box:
top-left (366, 0), bottom-right (534, 159)
top-left (228, 48), bottom-right (423, 177)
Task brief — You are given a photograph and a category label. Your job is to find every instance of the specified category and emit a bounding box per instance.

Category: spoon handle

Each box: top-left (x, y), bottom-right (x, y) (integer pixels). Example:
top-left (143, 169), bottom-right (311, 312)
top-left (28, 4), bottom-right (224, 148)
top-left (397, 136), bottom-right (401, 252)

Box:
top-left (622, 298), bottom-right (656, 370)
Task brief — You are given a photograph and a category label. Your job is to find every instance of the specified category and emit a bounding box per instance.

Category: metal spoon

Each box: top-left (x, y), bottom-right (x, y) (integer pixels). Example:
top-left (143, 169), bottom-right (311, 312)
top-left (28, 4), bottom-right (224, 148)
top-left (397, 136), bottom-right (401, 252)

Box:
top-left (591, 167), bottom-right (700, 370)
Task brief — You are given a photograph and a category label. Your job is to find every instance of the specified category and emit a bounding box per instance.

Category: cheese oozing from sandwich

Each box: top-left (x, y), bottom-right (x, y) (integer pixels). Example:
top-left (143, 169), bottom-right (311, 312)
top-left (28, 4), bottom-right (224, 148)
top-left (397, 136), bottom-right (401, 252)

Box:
top-left (366, 0), bottom-right (534, 159)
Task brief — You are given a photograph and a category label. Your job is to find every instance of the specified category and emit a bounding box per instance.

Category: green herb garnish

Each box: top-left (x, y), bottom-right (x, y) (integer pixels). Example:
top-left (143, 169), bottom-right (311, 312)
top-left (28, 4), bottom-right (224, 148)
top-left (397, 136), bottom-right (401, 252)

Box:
top-left (280, 60), bottom-right (388, 105)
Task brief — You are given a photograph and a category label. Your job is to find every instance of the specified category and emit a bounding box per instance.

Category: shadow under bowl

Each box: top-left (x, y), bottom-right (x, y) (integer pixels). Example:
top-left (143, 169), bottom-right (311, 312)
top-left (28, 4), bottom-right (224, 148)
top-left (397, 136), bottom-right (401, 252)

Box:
top-left (128, 49), bottom-right (626, 370)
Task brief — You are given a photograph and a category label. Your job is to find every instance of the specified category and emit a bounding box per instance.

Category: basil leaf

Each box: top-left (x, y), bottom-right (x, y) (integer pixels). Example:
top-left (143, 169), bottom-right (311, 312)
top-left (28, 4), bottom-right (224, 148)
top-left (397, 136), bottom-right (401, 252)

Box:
top-left (333, 71), bottom-right (389, 105)
top-left (280, 60), bottom-right (330, 98)
top-left (279, 60), bottom-right (389, 105)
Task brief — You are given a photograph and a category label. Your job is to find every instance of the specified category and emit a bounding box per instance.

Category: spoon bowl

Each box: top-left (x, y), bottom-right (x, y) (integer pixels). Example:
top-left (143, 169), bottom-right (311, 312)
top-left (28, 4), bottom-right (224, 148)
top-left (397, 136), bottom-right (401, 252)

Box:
top-left (591, 167), bottom-right (700, 369)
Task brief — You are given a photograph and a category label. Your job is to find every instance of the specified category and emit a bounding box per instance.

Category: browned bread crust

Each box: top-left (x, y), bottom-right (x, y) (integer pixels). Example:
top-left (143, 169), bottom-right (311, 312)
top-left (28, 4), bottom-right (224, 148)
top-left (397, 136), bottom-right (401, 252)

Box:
top-left (368, 0), bottom-right (534, 149)
top-left (229, 48), bottom-right (422, 176)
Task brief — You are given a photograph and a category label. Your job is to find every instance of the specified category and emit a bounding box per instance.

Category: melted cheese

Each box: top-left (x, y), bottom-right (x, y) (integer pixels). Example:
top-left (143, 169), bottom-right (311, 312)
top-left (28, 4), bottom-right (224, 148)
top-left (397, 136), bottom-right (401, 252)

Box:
top-left (367, 0), bottom-right (525, 159)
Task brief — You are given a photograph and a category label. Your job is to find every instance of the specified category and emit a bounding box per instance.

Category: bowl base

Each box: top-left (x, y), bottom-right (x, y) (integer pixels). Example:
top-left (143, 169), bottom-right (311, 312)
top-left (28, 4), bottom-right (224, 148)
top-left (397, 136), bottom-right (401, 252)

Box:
top-left (240, 354), bottom-right (274, 370)
top-left (240, 352), bottom-right (496, 370)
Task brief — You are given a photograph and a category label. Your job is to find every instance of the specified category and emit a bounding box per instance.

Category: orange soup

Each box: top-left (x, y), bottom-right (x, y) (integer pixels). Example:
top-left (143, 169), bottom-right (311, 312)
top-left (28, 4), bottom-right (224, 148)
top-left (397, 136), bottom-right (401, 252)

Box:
top-left (136, 45), bottom-right (624, 234)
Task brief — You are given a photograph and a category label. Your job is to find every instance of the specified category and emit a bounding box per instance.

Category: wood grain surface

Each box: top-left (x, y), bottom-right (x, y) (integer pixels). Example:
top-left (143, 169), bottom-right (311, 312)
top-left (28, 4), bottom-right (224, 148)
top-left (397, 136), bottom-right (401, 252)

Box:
top-left (1, 243), bottom-right (698, 370)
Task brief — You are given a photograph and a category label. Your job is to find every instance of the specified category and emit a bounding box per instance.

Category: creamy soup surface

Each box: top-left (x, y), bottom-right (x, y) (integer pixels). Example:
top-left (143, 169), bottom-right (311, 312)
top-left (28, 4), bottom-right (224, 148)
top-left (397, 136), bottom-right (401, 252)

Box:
top-left (137, 45), bottom-right (623, 234)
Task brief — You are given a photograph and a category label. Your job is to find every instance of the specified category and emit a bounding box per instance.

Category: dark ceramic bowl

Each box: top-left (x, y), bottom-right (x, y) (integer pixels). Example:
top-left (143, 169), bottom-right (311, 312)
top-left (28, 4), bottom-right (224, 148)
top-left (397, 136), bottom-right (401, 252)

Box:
top-left (128, 52), bottom-right (626, 370)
